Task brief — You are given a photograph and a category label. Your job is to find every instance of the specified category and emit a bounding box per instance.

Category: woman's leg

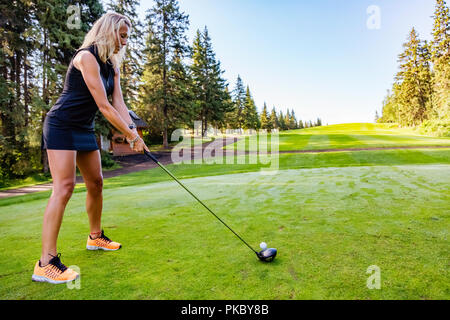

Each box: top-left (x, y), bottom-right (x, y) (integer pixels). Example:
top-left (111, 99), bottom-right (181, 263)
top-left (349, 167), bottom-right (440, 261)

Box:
top-left (41, 150), bottom-right (77, 265)
top-left (76, 150), bottom-right (103, 236)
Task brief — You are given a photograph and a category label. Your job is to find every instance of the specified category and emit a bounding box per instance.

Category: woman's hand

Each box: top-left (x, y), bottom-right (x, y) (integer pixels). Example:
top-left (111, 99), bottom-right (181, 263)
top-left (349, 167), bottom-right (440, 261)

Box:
top-left (126, 132), bottom-right (149, 153)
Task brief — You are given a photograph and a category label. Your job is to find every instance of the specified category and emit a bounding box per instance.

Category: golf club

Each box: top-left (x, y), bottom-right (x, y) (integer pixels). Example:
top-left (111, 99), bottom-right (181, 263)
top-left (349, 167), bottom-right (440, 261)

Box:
top-left (143, 150), bottom-right (277, 262)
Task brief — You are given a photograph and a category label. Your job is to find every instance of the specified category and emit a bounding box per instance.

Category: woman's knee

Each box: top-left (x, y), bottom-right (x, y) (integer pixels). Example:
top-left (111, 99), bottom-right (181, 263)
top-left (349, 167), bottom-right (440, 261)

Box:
top-left (86, 176), bottom-right (103, 194)
top-left (53, 180), bottom-right (76, 201)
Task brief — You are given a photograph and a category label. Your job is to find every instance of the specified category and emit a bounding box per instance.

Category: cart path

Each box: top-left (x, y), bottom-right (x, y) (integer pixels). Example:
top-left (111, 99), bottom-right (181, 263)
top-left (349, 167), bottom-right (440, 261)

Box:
top-left (1, 142), bottom-right (449, 199)
top-left (0, 137), bottom-right (239, 199)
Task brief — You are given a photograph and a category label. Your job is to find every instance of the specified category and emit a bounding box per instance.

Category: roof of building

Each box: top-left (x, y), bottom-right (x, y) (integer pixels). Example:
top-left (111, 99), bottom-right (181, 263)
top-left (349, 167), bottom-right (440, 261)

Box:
top-left (129, 110), bottom-right (149, 128)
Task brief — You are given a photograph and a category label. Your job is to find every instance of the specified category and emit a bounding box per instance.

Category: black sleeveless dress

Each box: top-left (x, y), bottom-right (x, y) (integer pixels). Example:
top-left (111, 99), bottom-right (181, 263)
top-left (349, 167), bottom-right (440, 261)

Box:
top-left (42, 43), bottom-right (115, 151)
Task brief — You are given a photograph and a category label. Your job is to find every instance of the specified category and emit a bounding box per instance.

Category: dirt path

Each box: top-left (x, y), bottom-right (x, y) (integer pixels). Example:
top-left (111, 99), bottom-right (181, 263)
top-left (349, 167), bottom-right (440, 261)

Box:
top-left (1, 142), bottom-right (449, 199)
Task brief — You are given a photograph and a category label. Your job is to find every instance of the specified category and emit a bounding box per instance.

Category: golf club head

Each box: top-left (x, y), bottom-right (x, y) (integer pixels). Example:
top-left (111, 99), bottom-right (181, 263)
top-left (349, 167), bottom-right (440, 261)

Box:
top-left (257, 248), bottom-right (277, 262)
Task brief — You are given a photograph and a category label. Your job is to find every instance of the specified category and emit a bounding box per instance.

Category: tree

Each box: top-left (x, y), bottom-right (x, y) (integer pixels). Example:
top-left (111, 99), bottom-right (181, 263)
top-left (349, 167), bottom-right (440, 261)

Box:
top-left (430, 0), bottom-right (450, 121)
top-left (138, 0), bottom-right (190, 148)
top-left (289, 109), bottom-right (298, 129)
top-left (379, 89), bottom-right (400, 123)
top-left (190, 27), bottom-right (230, 137)
top-left (0, 0), bottom-right (103, 177)
top-left (106, 0), bottom-right (144, 108)
top-left (260, 102), bottom-right (271, 131)
top-left (270, 106), bottom-right (279, 131)
top-left (316, 117), bottom-right (322, 126)
top-left (241, 86), bottom-right (259, 131)
top-left (220, 85), bottom-right (234, 131)
top-left (394, 28), bottom-right (433, 126)
top-left (278, 111), bottom-right (286, 131)
top-left (227, 75), bottom-right (245, 129)
top-left (284, 109), bottom-right (291, 130)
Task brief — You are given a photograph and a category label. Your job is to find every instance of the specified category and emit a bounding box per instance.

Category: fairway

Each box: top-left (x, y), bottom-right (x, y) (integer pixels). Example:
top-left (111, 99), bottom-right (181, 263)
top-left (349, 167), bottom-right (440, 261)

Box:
top-left (227, 123), bottom-right (450, 152)
top-left (0, 163), bottom-right (449, 299)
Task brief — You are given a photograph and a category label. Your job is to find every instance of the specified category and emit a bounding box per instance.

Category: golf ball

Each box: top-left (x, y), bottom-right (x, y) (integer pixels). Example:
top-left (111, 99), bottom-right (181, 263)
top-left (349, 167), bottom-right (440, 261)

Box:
top-left (260, 242), bottom-right (267, 250)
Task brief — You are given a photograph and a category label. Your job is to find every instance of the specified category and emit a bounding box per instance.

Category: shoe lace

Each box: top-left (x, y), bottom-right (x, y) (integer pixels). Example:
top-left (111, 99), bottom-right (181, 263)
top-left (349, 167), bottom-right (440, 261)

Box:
top-left (99, 230), bottom-right (112, 244)
top-left (48, 253), bottom-right (68, 273)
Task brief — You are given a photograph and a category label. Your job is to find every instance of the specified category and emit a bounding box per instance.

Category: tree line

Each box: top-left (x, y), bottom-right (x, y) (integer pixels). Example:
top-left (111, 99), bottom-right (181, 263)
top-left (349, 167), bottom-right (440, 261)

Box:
top-left (378, 0), bottom-right (449, 137)
top-left (0, 0), bottom-right (320, 185)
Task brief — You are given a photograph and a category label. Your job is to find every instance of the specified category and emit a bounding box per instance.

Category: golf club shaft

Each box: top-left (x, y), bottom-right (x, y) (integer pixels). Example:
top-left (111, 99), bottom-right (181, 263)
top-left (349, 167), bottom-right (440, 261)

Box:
top-left (144, 150), bottom-right (258, 254)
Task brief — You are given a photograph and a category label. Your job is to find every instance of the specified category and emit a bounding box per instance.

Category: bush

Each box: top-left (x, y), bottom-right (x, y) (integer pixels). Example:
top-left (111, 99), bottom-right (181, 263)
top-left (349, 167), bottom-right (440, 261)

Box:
top-left (0, 145), bottom-right (43, 188)
top-left (419, 119), bottom-right (450, 137)
top-left (100, 150), bottom-right (118, 169)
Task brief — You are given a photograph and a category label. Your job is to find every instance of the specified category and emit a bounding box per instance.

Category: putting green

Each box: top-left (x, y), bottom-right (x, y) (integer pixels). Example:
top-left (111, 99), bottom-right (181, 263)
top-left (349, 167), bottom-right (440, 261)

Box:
top-left (0, 164), bottom-right (448, 299)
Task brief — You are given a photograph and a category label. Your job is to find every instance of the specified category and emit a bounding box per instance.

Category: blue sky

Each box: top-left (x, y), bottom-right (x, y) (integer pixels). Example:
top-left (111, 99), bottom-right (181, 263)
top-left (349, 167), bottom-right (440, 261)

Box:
top-left (135, 0), bottom-right (437, 124)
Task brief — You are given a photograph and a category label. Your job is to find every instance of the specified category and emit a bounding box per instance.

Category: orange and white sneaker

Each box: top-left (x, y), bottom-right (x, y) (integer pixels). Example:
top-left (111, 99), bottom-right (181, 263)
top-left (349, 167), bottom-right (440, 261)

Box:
top-left (86, 230), bottom-right (121, 251)
top-left (32, 253), bottom-right (79, 284)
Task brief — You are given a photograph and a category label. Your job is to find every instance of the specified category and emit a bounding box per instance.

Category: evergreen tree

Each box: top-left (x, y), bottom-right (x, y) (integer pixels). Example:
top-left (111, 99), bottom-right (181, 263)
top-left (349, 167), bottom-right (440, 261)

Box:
top-left (270, 106), bottom-right (279, 130)
top-left (190, 27), bottom-right (230, 137)
top-left (394, 28), bottom-right (433, 126)
top-left (242, 86), bottom-right (259, 130)
top-left (138, 0), bottom-right (190, 148)
top-left (380, 89), bottom-right (399, 123)
top-left (260, 102), bottom-right (270, 131)
top-left (316, 117), bottom-right (322, 126)
top-left (0, 0), bottom-right (103, 178)
top-left (278, 111), bottom-right (286, 131)
top-left (284, 109), bottom-right (291, 130)
top-left (219, 85), bottom-right (234, 131)
top-left (168, 47), bottom-right (197, 128)
top-left (227, 75), bottom-right (246, 130)
top-left (289, 109), bottom-right (298, 129)
top-left (298, 119), bottom-right (304, 129)
top-left (106, 0), bottom-right (144, 107)
top-left (430, 0), bottom-right (450, 121)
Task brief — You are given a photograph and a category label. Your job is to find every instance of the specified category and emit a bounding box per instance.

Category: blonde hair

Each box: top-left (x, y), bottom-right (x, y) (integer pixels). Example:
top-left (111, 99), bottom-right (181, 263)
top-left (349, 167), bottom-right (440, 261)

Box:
top-left (80, 11), bottom-right (132, 69)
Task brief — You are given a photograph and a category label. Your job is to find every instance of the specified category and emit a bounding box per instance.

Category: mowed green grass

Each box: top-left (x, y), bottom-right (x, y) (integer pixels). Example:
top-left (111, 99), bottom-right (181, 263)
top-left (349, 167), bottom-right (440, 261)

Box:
top-left (0, 123), bottom-right (449, 300)
top-left (226, 123), bottom-right (450, 152)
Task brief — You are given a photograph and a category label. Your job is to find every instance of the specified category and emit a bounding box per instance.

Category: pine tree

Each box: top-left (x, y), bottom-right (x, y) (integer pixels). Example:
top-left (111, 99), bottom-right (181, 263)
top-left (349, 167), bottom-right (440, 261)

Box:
top-left (289, 109), bottom-right (298, 129)
top-left (242, 86), bottom-right (259, 131)
top-left (138, 0), bottom-right (190, 148)
top-left (106, 0), bottom-right (144, 107)
top-left (168, 47), bottom-right (197, 129)
top-left (270, 106), bottom-right (279, 131)
top-left (430, 0), bottom-right (450, 121)
top-left (394, 28), bottom-right (433, 126)
top-left (220, 85), bottom-right (234, 131)
top-left (278, 111), bottom-right (286, 131)
top-left (227, 75), bottom-right (246, 130)
top-left (284, 109), bottom-right (291, 130)
top-left (316, 118), bottom-right (322, 126)
top-left (260, 102), bottom-right (270, 131)
top-left (298, 119), bottom-right (304, 129)
top-left (380, 89), bottom-right (400, 123)
top-left (190, 27), bottom-right (230, 137)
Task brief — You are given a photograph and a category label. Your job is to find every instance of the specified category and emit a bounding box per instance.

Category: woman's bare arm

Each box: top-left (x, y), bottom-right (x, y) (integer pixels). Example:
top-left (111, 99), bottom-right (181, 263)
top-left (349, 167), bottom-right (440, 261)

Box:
top-left (74, 51), bottom-right (148, 152)
top-left (111, 66), bottom-right (135, 127)
top-left (74, 51), bottom-right (136, 140)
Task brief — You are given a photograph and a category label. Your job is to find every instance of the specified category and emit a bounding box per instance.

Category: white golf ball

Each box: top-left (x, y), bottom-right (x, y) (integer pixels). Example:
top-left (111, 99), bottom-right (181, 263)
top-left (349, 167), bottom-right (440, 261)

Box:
top-left (260, 242), bottom-right (267, 250)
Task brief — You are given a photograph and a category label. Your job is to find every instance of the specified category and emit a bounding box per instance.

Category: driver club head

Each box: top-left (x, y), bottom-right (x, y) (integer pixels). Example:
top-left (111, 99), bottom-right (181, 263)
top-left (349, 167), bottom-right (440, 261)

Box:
top-left (257, 248), bottom-right (277, 262)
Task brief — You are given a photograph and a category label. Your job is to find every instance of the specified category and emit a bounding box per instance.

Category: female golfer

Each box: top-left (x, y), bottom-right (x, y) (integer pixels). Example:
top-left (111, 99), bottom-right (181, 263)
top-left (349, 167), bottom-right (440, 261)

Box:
top-left (32, 12), bottom-right (148, 284)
